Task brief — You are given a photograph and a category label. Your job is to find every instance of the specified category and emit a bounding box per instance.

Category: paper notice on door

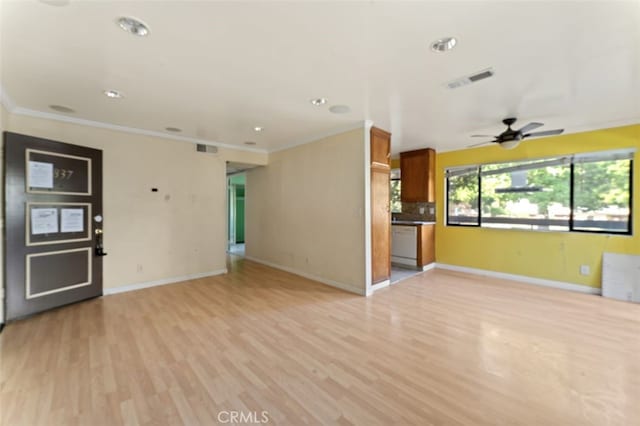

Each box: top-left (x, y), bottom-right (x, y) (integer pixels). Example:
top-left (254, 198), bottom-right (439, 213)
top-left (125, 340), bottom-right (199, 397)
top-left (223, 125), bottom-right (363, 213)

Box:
top-left (61, 208), bottom-right (84, 233)
top-left (28, 161), bottom-right (54, 189)
top-left (31, 208), bottom-right (58, 235)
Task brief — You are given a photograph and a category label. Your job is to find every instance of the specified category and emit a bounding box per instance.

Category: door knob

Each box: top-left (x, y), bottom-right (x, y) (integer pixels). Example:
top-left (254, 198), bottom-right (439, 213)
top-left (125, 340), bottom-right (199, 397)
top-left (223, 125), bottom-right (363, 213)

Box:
top-left (95, 228), bottom-right (107, 256)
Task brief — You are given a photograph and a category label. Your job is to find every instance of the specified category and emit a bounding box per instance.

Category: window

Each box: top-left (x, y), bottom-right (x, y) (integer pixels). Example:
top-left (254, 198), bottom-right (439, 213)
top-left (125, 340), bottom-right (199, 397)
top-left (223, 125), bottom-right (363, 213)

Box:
top-left (390, 168), bottom-right (402, 213)
top-left (446, 166), bottom-right (479, 225)
top-left (480, 158), bottom-right (570, 231)
top-left (573, 153), bottom-right (632, 233)
top-left (445, 149), bottom-right (634, 234)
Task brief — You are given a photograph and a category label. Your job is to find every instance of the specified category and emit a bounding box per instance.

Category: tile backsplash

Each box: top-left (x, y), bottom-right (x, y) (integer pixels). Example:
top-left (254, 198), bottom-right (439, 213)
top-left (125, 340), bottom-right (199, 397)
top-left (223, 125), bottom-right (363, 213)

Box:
top-left (393, 202), bottom-right (436, 222)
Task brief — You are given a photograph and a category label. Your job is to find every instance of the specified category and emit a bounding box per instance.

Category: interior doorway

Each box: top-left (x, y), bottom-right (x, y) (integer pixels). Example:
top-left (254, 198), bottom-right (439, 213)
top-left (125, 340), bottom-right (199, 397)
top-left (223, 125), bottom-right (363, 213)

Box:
top-left (227, 173), bottom-right (246, 256)
top-left (226, 161), bottom-right (263, 258)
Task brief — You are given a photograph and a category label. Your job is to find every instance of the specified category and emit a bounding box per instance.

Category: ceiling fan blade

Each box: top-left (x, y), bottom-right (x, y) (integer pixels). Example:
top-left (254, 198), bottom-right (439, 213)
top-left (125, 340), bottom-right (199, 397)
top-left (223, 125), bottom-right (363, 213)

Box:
top-left (471, 134), bottom-right (496, 138)
top-left (524, 129), bottom-right (564, 138)
top-left (517, 122), bottom-right (544, 133)
top-left (468, 140), bottom-right (495, 147)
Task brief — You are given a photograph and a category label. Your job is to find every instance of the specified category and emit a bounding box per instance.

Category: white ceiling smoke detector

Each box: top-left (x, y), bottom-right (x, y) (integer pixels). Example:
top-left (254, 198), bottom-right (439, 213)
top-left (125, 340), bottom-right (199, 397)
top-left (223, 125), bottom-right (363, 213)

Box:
top-left (329, 105), bottom-right (351, 114)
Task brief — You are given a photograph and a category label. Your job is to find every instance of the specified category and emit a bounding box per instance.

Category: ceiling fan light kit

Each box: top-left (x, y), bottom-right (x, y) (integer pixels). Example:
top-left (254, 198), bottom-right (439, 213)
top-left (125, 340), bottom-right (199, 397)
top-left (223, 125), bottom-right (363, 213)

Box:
top-left (500, 140), bottom-right (520, 150)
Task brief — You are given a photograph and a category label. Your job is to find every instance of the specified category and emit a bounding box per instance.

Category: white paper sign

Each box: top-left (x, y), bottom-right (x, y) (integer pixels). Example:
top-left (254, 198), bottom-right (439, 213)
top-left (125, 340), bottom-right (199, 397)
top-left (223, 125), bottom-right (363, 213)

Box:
top-left (31, 208), bottom-right (58, 235)
top-left (28, 161), bottom-right (54, 189)
top-left (61, 209), bottom-right (84, 233)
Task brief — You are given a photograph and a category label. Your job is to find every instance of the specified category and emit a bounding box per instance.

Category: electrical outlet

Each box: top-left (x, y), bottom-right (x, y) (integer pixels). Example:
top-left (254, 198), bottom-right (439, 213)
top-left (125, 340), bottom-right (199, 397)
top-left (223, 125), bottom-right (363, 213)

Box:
top-left (429, 207), bottom-right (435, 215)
top-left (419, 207), bottom-right (425, 214)
top-left (580, 265), bottom-right (590, 276)
top-left (137, 264), bottom-right (143, 273)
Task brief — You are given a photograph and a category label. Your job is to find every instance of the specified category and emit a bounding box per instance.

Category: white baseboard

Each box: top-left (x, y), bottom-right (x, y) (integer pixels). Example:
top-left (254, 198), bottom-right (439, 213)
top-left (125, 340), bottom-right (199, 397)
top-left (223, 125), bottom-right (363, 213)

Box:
top-left (103, 269), bottom-right (227, 295)
top-left (244, 256), bottom-right (365, 296)
top-left (421, 263), bottom-right (436, 272)
top-left (435, 263), bottom-right (601, 295)
top-left (369, 279), bottom-right (390, 295)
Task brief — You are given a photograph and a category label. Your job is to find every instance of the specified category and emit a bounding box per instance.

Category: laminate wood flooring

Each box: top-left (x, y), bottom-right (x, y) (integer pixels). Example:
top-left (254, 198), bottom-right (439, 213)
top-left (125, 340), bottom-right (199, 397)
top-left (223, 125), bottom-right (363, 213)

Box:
top-left (1, 257), bottom-right (639, 425)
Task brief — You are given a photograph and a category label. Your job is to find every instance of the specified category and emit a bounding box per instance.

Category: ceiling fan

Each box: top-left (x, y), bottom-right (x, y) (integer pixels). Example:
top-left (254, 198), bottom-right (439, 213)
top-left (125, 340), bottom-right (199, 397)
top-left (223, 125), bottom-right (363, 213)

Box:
top-left (470, 118), bottom-right (564, 149)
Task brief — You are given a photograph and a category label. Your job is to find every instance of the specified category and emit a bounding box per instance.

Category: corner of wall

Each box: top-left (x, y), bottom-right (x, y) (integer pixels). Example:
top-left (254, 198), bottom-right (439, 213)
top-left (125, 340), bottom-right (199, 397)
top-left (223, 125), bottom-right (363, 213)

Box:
top-left (245, 127), bottom-right (368, 294)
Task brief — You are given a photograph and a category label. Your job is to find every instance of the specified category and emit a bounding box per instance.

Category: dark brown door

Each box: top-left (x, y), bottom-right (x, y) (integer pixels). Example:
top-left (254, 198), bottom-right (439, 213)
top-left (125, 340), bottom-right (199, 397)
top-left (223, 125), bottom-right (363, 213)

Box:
top-left (4, 132), bottom-right (104, 321)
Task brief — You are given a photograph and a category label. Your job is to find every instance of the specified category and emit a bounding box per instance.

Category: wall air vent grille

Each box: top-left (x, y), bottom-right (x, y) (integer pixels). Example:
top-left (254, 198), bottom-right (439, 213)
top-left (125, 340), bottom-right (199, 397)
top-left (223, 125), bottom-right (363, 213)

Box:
top-left (196, 144), bottom-right (218, 154)
top-left (447, 67), bottom-right (495, 89)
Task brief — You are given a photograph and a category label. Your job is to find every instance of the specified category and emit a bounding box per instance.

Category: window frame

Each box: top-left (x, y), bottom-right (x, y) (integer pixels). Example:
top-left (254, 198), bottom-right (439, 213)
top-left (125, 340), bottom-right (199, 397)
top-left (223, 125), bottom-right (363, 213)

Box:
top-left (446, 165), bottom-right (480, 227)
top-left (390, 168), bottom-right (402, 214)
top-left (445, 148), bottom-right (635, 235)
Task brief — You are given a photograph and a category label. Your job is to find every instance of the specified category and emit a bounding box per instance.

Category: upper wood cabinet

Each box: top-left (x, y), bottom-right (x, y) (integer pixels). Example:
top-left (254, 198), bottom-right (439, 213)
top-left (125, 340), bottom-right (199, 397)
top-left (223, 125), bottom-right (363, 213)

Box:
top-left (400, 148), bottom-right (435, 202)
top-left (370, 127), bottom-right (391, 168)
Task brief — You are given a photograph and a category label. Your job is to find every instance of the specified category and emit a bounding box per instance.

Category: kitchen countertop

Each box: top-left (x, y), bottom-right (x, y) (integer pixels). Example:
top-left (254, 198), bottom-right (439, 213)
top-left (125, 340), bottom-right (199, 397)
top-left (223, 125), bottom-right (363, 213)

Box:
top-left (391, 220), bottom-right (435, 226)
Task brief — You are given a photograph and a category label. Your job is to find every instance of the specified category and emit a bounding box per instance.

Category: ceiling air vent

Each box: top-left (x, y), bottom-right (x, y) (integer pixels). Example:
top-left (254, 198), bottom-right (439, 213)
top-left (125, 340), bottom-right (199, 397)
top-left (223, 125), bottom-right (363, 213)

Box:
top-left (447, 67), bottom-right (495, 89)
top-left (196, 144), bottom-right (218, 154)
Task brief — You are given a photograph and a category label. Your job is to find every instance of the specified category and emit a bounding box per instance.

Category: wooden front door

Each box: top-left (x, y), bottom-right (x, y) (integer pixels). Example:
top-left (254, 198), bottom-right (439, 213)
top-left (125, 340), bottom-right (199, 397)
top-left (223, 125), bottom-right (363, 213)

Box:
top-left (4, 132), bottom-right (104, 321)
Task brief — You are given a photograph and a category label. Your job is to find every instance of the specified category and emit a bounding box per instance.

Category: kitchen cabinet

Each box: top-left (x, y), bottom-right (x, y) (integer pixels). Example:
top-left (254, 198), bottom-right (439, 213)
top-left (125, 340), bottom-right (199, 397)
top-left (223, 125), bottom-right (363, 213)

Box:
top-left (391, 223), bottom-right (435, 269)
top-left (417, 223), bottom-right (435, 266)
top-left (370, 127), bottom-right (391, 284)
top-left (400, 148), bottom-right (435, 202)
top-left (371, 127), bottom-right (391, 166)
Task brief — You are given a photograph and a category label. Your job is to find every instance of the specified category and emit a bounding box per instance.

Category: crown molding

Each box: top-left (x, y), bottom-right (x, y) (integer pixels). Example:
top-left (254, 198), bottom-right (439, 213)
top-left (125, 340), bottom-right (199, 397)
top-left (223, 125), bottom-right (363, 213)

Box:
top-left (10, 106), bottom-right (269, 154)
top-left (0, 86), bottom-right (268, 154)
top-left (1, 86), bottom-right (372, 156)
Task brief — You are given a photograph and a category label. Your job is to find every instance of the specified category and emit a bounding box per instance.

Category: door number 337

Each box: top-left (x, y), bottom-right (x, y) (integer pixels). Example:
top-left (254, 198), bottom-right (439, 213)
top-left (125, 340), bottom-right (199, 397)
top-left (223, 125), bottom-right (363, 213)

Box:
top-left (54, 168), bottom-right (74, 179)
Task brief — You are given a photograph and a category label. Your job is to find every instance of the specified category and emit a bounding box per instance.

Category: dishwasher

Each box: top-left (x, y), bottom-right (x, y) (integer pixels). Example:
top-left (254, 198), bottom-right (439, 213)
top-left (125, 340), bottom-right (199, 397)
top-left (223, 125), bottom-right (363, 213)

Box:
top-left (391, 225), bottom-right (417, 266)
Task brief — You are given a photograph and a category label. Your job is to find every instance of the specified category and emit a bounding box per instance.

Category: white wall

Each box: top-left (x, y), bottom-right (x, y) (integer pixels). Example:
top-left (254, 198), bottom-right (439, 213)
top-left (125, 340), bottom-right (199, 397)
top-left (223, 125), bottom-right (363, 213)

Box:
top-left (2, 110), bottom-right (267, 300)
top-left (0, 103), bottom-right (7, 323)
top-left (245, 128), bottom-right (367, 294)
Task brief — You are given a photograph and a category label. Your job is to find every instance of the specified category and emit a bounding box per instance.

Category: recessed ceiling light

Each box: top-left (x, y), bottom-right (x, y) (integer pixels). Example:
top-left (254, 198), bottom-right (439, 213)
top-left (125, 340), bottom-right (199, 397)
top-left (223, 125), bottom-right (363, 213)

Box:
top-left (431, 37), bottom-right (457, 52)
top-left (117, 17), bottom-right (150, 37)
top-left (103, 89), bottom-right (124, 99)
top-left (244, 141), bottom-right (257, 146)
top-left (253, 126), bottom-right (264, 132)
top-left (329, 105), bottom-right (351, 114)
top-left (165, 127), bottom-right (182, 132)
top-left (49, 104), bottom-right (75, 113)
top-left (310, 98), bottom-right (328, 106)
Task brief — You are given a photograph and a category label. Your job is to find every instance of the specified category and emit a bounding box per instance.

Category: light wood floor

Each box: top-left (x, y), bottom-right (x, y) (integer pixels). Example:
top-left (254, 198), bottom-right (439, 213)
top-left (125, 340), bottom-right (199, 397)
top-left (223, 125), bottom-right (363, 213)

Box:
top-left (1, 257), bottom-right (639, 425)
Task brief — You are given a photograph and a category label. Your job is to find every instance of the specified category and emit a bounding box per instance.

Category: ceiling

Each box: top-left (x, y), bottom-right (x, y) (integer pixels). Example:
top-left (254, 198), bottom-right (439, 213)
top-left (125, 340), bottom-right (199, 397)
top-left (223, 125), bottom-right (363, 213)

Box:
top-left (1, 1), bottom-right (639, 154)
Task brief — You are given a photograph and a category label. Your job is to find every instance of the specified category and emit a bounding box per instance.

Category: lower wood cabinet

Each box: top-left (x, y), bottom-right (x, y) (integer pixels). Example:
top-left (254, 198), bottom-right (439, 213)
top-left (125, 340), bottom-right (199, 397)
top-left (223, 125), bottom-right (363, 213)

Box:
top-left (417, 224), bottom-right (435, 267)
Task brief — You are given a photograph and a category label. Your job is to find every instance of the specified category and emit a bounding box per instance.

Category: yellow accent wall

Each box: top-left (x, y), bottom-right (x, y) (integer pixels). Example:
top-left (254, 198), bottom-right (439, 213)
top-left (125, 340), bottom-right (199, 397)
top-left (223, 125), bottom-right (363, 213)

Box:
top-left (436, 124), bottom-right (640, 289)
